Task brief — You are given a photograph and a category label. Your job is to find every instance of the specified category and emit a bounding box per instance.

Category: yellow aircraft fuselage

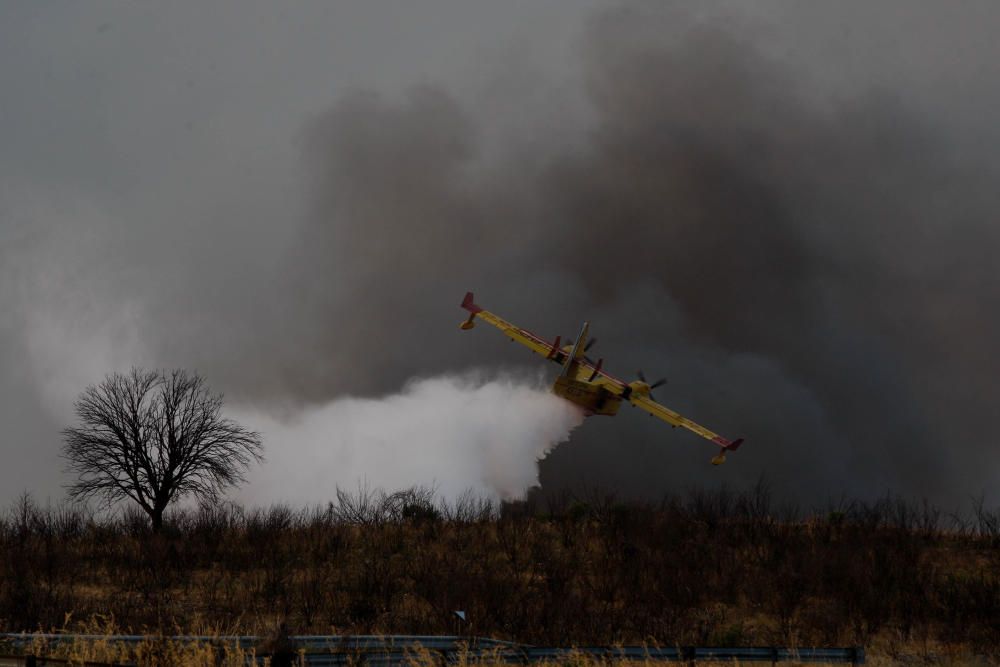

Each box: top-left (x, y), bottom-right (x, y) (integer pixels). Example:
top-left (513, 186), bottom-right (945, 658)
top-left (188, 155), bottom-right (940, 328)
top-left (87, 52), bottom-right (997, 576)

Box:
top-left (553, 375), bottom-right (622, 416)
top-left (458, 291), bottom-right (745, 464)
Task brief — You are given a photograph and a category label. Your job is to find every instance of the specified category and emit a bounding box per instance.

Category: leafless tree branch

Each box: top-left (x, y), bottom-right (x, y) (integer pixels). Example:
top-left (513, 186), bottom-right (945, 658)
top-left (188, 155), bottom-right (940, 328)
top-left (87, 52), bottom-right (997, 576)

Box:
top-left (62, 368), bottom-right (263, 530)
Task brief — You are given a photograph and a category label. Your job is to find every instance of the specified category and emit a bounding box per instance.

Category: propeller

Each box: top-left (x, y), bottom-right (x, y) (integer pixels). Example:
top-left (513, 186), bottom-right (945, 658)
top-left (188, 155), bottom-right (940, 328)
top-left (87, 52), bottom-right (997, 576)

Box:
top-left (636, 370), bottom-right (667, 400)
top-left (584, 338), bottom-right (597, 352)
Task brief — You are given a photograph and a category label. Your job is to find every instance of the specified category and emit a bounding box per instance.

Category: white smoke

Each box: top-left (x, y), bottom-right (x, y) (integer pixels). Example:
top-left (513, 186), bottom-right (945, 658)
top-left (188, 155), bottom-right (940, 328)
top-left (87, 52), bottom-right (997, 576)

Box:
top-left (231, 371), bottom-right (586, 504)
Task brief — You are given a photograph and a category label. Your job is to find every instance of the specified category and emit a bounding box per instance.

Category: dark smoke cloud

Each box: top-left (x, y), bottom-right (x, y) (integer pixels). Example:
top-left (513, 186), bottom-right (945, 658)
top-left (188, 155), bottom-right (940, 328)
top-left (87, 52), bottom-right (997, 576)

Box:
top-left (278, 5), bottom-right (1000, 503)
top-left (3, 2), bottom-right (999, 505)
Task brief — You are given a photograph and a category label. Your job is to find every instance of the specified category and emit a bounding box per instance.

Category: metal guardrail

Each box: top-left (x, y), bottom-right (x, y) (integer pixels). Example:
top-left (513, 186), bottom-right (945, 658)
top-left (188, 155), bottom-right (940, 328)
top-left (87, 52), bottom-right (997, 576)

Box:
top-left (0, 656), bottom-right (125, 667)
top-left (0, 634), bottom-right (865, 664)
top-left (516, 647), bottom-right (865, 664)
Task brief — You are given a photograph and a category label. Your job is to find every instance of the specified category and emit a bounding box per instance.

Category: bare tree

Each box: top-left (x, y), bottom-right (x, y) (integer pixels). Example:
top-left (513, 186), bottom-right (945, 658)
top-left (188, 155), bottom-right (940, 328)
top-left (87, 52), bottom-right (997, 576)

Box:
top-left (63, 368), bottom-right (263, 531)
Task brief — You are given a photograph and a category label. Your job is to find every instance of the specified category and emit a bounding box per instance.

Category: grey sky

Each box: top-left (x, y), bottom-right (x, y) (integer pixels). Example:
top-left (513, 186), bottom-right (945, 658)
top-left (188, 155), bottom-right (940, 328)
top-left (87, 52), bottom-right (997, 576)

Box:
top-left (2, 1), bottom-right (998, 508)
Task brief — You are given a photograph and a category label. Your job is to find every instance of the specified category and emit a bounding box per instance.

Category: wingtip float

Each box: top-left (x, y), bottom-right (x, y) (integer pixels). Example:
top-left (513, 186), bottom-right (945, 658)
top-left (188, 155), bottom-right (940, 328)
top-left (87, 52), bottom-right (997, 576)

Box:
top-left (459, 291), bottom-right (745, 465)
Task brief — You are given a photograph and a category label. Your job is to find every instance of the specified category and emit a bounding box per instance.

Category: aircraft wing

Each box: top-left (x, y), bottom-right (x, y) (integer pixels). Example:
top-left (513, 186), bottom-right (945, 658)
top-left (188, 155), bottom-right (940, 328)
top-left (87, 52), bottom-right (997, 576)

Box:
top-left (567, 356), bottom-right (627, 389)
top-left (629, 393), bottom-right (744, 463)
top-left (460, 292), bottom-right (567, 364)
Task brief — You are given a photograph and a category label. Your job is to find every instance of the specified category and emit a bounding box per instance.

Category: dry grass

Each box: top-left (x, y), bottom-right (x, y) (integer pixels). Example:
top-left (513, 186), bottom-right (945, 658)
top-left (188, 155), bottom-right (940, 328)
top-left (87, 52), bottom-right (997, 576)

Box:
top-left (14, 617), bottom-right (263, 666)
top-left (1, 486), bottom-right (998, 662)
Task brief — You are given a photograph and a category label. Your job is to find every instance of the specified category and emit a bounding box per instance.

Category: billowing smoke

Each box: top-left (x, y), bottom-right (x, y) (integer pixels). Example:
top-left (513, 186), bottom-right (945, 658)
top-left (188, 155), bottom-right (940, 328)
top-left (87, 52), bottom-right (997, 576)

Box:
top-left (269, 5), bottom-right (1000, 503)
top-left (3, 2), bottom-right (999, 506)
top-left (232, 372), bottom-right (585, 504)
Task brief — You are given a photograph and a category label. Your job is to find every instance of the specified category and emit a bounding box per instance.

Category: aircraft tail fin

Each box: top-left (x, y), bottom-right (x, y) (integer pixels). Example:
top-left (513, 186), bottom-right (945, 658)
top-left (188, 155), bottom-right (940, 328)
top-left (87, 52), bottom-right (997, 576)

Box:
top-left (560, 321), bottom-right (590, 377)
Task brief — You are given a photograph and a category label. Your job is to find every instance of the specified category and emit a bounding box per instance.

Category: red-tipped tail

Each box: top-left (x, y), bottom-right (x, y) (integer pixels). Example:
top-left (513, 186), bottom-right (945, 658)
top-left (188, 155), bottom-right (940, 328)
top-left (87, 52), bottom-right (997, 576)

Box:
top-left (461, 291), bottom-right (482, 314)
top-left (712, 436), bottom-right (744, 451)
top-left (710, 437), bottom-right (744, 465)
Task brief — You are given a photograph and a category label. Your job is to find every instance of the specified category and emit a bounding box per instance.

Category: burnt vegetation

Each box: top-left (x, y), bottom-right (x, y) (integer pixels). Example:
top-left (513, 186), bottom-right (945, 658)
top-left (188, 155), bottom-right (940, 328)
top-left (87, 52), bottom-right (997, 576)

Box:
top-left (0, 485), bottom-right (998, 657)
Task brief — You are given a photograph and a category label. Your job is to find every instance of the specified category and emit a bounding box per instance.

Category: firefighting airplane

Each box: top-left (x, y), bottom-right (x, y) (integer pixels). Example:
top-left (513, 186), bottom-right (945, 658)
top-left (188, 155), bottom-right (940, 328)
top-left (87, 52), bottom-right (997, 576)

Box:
top-left (459, 292), bottom-right (744, 465)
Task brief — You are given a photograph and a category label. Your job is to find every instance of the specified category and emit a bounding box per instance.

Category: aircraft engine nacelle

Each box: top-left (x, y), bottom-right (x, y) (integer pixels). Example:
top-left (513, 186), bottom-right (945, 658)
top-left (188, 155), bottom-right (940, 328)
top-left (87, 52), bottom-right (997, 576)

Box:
top-left (626, 380), bottom-right (652, 398)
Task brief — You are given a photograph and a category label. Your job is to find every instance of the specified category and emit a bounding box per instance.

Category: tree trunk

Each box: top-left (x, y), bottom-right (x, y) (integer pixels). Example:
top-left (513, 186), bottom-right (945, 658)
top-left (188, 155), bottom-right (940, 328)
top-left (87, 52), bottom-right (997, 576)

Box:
top-left (149, 507), bottom-right (164, 532)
